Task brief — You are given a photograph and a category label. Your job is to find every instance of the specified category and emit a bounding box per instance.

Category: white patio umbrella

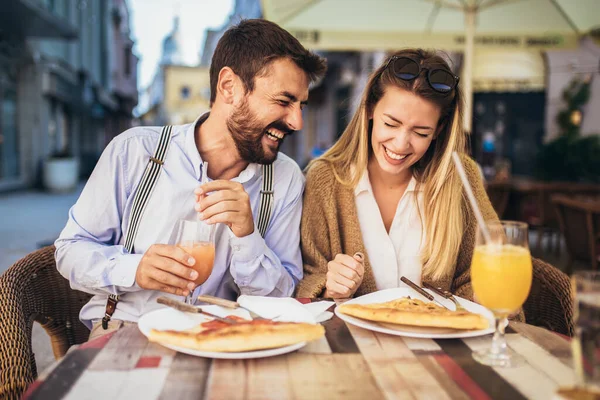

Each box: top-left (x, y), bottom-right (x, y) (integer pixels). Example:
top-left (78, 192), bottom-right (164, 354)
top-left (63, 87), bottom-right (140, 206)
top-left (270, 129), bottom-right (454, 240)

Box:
top-left (262, 0), bottom-right (599, 132)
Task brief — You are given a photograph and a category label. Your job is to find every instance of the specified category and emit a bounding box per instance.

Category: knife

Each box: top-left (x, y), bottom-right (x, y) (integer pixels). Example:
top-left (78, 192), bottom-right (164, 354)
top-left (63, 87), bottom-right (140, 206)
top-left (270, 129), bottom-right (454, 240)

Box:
top-left (195, 294), bottom-right (270, 320)
top-left (156, 296), bottom-right (237, 324)
top-left (400, 276), bottom-right (451, 310)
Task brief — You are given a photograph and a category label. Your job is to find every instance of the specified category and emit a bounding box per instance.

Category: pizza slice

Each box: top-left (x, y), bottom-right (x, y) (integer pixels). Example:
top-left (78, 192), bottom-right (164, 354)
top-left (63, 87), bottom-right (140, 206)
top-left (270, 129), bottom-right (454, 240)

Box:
top-left (149, 317), bottom-right (325, 352)
top-left (338, 297), bottom-right (489, 330)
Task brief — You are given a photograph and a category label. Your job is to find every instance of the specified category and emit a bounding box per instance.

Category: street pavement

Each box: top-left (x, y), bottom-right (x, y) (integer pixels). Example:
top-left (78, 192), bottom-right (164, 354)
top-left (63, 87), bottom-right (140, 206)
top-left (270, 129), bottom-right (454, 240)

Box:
top-left (0, 184), bottom-right (84, 374)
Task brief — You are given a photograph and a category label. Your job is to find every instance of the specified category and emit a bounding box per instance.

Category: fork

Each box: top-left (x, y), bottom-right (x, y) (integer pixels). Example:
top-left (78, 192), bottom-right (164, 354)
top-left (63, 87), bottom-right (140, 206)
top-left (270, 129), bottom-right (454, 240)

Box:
top-left (421, 282), bottom-right (467, 312)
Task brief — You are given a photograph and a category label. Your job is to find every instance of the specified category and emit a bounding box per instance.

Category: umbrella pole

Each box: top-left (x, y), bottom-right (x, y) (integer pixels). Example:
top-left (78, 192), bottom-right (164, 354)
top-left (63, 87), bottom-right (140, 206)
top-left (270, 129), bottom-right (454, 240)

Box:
top-left (463, 8), bottom-right (476, 135)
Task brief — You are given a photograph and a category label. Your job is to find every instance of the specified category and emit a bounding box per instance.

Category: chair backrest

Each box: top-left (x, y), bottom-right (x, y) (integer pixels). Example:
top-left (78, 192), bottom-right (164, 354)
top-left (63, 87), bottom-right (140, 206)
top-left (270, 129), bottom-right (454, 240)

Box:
top-left (507, 181), bottom-right (600, 229)
top-left (0, 246), bottom-right (92, 399)
top-left (523, 259), bottom-right (574, 336)
top-left (552, 195), bottom-right (600, 270)
top-left (485, 181), bottom-right (511, 219)
top-left (542, 185), bottom-right (600, 230)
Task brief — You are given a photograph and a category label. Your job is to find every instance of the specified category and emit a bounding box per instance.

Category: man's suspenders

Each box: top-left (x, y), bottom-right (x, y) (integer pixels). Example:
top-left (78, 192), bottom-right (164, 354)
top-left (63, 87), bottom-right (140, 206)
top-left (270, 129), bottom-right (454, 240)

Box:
top-left (102, 125), bottom-right (174, 329)
top-left (101, 125), bottom-right (275, 329)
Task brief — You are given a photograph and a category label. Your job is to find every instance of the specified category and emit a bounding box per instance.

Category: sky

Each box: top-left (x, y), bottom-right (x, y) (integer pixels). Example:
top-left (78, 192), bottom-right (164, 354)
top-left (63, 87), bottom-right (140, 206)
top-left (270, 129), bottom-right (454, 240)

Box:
top-left (128, 0), bottom-right (234, 90)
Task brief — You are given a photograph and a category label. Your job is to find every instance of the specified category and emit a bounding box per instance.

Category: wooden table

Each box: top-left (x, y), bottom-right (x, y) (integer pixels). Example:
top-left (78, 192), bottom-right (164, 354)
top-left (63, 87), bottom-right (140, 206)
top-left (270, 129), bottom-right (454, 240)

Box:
top-left (24, 314), bottom-right (577, 400)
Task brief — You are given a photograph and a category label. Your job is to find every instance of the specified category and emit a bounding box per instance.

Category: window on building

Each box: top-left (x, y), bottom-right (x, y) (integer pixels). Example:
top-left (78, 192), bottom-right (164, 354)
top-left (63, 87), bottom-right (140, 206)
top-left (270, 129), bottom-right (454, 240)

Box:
top-left (181, 86), bottom-right (190, 99)
top-left (43, 0), bottom-right (70, 19)
top-left (100, 2), bottom-right (108, 87)
top-left (0, 87), bottom-right (19, 180)
top-left (42, 0), bottom-right (56, 12)
top-left (124, 47), bottom-right (131, 76)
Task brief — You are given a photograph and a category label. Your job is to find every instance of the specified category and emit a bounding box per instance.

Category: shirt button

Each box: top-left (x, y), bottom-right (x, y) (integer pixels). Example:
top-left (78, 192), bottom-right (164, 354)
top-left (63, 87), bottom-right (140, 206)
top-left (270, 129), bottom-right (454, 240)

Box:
top-left (233, 245), bottom-right (241, 252)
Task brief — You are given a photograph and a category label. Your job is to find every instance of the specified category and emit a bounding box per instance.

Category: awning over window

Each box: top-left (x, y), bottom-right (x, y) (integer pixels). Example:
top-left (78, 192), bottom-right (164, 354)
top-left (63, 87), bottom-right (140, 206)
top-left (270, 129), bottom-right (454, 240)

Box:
top-left (473, 50), bottom-right (546, 92)
top-left (261, 0), bottom-right (595, 52)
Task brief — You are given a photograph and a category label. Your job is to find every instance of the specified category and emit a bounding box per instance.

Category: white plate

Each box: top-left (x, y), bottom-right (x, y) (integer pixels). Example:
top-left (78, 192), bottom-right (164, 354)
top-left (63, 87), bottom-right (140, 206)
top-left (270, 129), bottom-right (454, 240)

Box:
top-left (335, 288), bottom-right (496, 339)
top-left (138, 307), bottom-right (307, 359)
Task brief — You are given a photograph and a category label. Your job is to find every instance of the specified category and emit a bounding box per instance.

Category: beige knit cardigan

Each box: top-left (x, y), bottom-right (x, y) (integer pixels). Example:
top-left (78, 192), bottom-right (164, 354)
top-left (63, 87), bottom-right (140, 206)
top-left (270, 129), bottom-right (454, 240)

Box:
top-left (297, 157), bottom-right (539, 322)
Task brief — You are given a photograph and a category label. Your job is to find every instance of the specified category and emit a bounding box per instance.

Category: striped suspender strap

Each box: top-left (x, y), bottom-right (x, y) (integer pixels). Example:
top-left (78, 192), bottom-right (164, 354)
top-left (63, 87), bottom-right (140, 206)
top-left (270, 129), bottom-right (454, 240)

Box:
top-left (256, 163), bottom-right (274, 237)
top-left (102, 125), bottom-right (174, 329)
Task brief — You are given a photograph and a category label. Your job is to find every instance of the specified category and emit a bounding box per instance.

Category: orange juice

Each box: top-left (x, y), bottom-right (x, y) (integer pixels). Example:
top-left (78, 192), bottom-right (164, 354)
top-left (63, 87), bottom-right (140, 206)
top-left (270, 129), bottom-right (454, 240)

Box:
top-left (179, 242), bottom-right (215, 286)
top-left (471, 244), bottom-right (532, 313)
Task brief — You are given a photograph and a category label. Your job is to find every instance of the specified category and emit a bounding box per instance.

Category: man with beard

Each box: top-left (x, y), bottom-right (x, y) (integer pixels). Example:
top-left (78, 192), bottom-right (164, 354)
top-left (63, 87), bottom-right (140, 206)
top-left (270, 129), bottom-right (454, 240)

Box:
top-left (55, 19), bottom-right (327, 339)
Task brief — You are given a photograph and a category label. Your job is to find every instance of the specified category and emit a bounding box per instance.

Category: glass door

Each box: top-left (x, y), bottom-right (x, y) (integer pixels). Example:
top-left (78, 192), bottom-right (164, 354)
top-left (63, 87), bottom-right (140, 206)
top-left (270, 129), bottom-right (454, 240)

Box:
top-left (0, 87), bottom-right (20, 180)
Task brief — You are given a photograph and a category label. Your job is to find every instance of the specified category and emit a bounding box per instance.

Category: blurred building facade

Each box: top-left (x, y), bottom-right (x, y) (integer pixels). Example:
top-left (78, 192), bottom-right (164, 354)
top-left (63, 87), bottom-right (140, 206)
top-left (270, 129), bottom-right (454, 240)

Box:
top-left (0, 0), bottom-right (138, 191)
top-left (138, 64), bottom-right (211, 126)
top-left (199, 0), bottom-right (262, 67)
top-left (138, 0), bottom-right (262, 127)
top-left (138, 17), bottom-right (211, 126)
top-left (469, 38), bottom-right (600, 179)
top-left (198, 0), bottom-right (364, 169)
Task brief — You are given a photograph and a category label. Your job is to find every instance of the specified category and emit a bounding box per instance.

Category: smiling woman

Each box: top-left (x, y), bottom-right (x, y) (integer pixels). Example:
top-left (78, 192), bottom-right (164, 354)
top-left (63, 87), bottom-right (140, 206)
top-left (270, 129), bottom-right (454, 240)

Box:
top-left (298, 49), bottom-right (468, 299)
top-left (296, 49), bottom-right (552, 313)
top-left (370, 87), bottom-right (439, 187)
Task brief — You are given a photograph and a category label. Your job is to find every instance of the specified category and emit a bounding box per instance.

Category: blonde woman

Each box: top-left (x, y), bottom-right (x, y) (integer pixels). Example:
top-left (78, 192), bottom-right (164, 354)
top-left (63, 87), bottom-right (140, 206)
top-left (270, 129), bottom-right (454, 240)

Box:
top-left (297, 49), bottom-right (543, 314)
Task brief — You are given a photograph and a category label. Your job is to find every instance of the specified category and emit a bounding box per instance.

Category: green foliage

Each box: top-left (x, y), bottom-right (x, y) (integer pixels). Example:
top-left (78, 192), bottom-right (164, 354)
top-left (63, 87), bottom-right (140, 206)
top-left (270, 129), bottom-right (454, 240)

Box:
top-left (536, 135), bottom-right (600, 182)
top-left (555, 109), bottom-right (578, 138)
top-left (536, 77), bottom-right (599, 182)
top-left (556, 78), bottom-right (591, 138)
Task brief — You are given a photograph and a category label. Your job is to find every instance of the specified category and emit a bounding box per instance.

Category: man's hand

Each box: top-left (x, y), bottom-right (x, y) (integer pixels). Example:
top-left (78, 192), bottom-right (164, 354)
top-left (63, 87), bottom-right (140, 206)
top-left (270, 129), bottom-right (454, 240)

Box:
top-left (194, 180), bottom-right (254, 238)
top-left (135, 244), bottom-right (198, 296)
top-left (324, 253), bottom-right (365, 299)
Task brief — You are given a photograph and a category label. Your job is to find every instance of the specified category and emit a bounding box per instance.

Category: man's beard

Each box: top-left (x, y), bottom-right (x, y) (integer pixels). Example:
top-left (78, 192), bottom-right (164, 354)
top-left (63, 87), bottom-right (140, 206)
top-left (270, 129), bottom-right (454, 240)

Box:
top-left (226, 99), bottom-right (294, 164)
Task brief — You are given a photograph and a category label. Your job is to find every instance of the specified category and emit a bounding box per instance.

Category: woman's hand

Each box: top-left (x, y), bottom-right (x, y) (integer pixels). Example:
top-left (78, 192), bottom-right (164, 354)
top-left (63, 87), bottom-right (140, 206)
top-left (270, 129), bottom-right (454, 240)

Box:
top-left (323, 252), bottom-right (365, 299)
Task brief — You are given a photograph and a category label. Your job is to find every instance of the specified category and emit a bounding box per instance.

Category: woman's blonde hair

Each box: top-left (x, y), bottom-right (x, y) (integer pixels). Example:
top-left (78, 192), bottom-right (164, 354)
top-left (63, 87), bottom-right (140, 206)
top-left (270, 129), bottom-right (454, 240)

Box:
top-left (310, 48), bottom-right (467, 281)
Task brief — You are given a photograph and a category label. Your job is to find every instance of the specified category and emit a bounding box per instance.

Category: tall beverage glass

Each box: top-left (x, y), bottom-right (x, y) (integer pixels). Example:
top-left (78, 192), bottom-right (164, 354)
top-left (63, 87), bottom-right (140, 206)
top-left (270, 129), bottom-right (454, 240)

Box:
top-left (170, 219), bottom-right (216, 304)
top-left (572, 271), bottom-right (600, 392)
top-left (471, 220), bottom-right (533, 367)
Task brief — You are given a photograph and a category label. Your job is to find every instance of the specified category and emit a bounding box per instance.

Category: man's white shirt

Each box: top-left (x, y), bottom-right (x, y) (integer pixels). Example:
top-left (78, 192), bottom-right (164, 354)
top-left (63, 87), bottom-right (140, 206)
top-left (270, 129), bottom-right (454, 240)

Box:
top-left (55, 116), bottom-right (305, 328)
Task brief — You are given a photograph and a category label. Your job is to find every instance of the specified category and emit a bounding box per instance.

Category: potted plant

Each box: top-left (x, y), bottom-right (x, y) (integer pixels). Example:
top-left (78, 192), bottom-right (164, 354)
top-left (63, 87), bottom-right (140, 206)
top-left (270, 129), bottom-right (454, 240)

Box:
top-left (43, 149), bottom-right (79, 192)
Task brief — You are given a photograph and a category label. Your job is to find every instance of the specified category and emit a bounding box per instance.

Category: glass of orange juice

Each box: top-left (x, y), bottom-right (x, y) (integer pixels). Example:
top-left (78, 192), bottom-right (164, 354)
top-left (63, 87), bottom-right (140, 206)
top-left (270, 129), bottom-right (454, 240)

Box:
top-left (471, 220), bottom-right (532, 367)
top-left (171, 219), bottom-right (216, 305)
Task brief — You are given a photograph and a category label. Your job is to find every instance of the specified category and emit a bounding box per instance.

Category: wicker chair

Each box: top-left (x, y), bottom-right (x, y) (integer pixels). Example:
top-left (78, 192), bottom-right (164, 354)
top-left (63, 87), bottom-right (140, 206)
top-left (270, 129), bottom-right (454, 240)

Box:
top-left (524, 259), bottom-right (574, 336)
top-left (552, 195), bottom-right (600, 273)
top-left (0, 245), bottom-right (92, 399)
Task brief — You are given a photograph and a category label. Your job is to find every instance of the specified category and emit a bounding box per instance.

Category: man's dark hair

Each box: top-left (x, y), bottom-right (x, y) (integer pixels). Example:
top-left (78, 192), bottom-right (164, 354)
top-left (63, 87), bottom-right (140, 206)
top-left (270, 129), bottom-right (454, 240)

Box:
top-left (209, 19), bottom-right (327, 105)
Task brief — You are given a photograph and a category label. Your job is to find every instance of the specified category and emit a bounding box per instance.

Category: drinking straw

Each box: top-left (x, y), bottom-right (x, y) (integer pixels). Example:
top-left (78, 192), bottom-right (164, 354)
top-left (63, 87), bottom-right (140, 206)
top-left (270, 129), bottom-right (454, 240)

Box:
top-left (451, 152), bottom-right (492, 244)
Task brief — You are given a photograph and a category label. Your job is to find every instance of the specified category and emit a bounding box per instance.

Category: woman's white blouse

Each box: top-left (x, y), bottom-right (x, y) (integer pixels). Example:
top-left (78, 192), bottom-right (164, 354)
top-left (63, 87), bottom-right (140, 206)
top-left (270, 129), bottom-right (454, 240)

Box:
top-left (354, 170), bottom-right (425, 289)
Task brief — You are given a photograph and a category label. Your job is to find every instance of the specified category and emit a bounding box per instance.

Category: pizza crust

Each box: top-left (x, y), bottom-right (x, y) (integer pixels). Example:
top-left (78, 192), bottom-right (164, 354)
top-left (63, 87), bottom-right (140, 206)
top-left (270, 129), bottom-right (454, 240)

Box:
top-left (338, 297), bottom-right (489, 330)
top-left (149, 321), bottom-right (325, 353)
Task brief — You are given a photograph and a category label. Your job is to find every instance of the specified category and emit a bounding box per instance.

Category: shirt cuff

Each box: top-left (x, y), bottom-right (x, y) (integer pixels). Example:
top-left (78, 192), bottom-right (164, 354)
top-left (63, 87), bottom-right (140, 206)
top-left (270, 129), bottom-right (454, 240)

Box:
top-left (109, 253), bottom-right (143, 290)
top-left (229, 227), bottom-right (265, 263)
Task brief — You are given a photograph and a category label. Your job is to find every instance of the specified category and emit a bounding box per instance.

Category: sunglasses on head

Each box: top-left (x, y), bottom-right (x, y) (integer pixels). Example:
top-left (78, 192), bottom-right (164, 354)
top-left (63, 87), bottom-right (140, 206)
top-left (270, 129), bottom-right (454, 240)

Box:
top-left (384, 56), bottom-right (459, 94)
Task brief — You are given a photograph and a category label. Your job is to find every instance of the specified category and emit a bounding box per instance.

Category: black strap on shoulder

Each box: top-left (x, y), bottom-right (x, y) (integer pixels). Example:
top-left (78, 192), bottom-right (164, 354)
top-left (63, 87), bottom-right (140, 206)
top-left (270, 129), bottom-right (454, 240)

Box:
top-left (102, 125), bottom-right (173, 329)
top-left (256, 163), bottom-right (274, 237)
